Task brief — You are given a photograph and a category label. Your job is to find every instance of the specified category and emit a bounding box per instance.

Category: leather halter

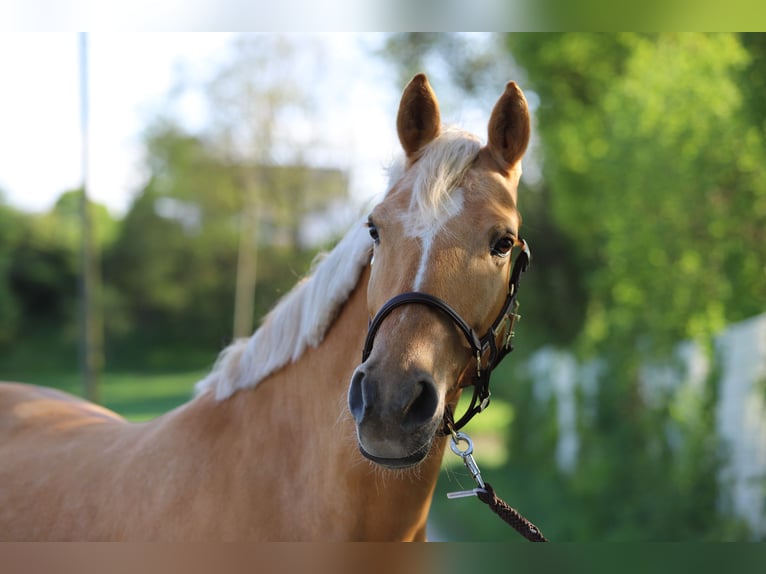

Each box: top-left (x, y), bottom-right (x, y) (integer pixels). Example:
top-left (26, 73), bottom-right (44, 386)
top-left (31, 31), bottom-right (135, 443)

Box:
top-left (361, 240), bottom-right (531, 434)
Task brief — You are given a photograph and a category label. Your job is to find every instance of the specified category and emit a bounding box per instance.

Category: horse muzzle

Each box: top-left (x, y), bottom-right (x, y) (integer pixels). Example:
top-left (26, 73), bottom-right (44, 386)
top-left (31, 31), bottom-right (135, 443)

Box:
top-left (348, 366), bottom-right (442, 468)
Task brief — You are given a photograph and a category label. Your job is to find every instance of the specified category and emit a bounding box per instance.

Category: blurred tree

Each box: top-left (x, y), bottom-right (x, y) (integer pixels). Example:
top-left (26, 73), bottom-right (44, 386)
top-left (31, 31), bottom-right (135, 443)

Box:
top-left (383, 33), bottom-right (501, 94)
top-left (509, 33), bottom-right (766, 350)
top-left (200, 34), bottom-right (345, 338)
top-left (105, 115), bottom-right (347, 369)
top-left (104, 127), bottom-right (239, 363)
top-left (0, 190), bottom-right (116, 362)
top-left (7, 190), bottom-right (117, 330)
top-left (49, 189), bottom-right (119, 249)
top-left (0, 195), bottom-right (23, 345)
top-left (739, 33), bottom-right (766, 137)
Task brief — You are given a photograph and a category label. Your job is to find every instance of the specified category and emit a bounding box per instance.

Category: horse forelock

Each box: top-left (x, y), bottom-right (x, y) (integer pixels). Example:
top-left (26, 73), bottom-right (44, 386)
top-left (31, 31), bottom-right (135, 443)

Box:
top-left (195, 218), bottom-right (373, 400)
top-left (389, 126), bottom-right (482, 238)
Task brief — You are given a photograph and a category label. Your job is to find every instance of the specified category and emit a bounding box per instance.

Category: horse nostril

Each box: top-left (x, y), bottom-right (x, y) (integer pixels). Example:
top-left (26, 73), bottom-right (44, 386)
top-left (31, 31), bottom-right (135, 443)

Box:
top-left (401, 378), bottom-right (439, 431)
top-left (348, 370), bottom-right (372, 424)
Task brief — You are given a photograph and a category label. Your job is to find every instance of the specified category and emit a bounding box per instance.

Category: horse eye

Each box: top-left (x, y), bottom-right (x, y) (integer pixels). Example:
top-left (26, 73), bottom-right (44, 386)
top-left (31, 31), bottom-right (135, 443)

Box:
top-left (491, 237), bottom-right (514, 258)
top-left (367, 222), bottom-right (380, 245)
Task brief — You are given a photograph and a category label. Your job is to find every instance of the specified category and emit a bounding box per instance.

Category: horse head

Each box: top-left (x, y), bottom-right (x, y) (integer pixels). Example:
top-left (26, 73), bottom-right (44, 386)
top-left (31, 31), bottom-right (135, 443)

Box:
top-left (348, 74), bottom-right (531, 468)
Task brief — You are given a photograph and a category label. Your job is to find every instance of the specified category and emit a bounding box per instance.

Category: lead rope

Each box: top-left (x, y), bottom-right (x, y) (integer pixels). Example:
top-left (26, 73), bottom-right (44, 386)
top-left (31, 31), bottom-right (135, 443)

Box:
top-left (475, 483), bottom-right (548, 542)
top-left (447, 429), bottom-right (548, 542)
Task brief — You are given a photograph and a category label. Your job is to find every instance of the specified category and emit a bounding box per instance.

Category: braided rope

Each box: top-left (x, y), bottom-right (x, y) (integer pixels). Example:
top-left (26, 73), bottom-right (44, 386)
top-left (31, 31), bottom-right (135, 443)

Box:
top-left (476, 482), bottom-right (548, 542)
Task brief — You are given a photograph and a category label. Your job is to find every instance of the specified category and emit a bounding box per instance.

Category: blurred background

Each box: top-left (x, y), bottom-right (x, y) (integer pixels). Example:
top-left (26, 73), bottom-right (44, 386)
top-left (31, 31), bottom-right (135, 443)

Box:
top-left (0, 33), bottom-right (764, 541)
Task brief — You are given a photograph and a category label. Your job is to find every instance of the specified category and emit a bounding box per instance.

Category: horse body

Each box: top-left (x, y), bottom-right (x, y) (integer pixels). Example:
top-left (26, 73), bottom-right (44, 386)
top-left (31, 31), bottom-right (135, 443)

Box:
top-left (0, 74), bottom-right (530, 540)
top-left (0, 268), bottom-right (442, 540)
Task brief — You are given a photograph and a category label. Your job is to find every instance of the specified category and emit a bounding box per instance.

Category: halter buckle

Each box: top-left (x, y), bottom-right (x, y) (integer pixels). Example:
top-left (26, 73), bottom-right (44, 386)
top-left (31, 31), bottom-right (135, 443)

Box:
top-left (503, 300), bottom-right (522, 350)
top-left (492, 311), bottom-right (519, 352)
top-left (505, 313), bottom-right (520, 350)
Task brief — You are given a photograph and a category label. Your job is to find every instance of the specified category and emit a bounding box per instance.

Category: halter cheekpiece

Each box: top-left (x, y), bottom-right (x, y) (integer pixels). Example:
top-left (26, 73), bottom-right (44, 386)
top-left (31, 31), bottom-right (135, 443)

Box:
top-left (361, 239), bottom-right (531, 434)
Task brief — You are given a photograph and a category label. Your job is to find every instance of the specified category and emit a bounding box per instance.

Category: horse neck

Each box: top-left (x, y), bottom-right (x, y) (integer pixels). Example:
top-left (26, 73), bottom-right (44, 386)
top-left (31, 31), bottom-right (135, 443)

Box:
top-left (177, 265), bottom-right (447, 540)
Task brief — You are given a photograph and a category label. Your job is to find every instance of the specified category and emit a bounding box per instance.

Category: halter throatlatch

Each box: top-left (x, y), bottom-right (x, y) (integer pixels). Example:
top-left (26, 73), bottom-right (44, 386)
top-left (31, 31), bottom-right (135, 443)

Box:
top-left (361, 239), bottom-right (531, 434)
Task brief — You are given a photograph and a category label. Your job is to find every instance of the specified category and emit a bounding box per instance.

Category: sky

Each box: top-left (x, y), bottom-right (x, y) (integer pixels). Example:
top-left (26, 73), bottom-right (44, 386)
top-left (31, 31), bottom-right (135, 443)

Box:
top-left (0, 33), bottom-right (407, 217)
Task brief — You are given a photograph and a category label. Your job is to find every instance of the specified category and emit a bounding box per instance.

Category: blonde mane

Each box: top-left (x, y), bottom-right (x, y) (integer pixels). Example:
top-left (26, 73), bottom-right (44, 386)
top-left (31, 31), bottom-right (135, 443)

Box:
top-left (196, 126), bottom-right (482, 400)
top-left (195, 218), bottom-right (373, 400)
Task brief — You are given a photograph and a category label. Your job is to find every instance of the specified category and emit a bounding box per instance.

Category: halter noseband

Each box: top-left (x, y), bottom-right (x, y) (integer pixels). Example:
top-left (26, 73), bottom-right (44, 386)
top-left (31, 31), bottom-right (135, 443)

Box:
top-left (361, 239), bottom-right (531, 434)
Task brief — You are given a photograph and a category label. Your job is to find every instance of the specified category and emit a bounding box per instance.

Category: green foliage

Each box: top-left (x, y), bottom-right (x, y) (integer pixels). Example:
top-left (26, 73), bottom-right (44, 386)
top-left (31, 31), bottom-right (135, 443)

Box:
top-left (100, 120), bottom-right (345, 369)
top-left (0, 190), bottom-right (117, 348)
top-left (739, 33), bottom-right (766, 136)
top-left (512, 183), bottom-right (589, 348)
top-left (0, 200), bottom-right (23, 344)
top-left (509, 33), bottom-right (766, 352)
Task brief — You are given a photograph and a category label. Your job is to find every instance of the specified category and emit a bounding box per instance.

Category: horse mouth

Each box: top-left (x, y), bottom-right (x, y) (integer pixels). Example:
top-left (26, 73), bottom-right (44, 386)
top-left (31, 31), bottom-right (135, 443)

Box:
top-left (357, 440), bottom-right (431, 469)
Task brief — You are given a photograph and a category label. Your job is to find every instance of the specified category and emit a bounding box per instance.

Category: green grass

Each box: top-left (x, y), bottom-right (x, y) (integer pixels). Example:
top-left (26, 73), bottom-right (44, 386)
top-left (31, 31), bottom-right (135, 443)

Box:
top-left (101, 371), bottom-right (205, 420)
top-left (2, 370), bottom-right (205, 421)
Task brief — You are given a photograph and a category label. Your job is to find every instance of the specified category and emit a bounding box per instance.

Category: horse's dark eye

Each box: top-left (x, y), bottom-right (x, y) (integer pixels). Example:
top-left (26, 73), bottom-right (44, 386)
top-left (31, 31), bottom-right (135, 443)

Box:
top-left (368, 222), bottom-right (380, 245)
top-left (491, 237), bottom-right (514, 258)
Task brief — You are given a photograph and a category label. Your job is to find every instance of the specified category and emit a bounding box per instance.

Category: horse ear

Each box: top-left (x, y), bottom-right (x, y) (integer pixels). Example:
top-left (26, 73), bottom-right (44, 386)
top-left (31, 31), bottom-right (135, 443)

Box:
top-left (487, 81), bottom-right (530, 174)
top-left (397, 73), bottom-right (441, 158)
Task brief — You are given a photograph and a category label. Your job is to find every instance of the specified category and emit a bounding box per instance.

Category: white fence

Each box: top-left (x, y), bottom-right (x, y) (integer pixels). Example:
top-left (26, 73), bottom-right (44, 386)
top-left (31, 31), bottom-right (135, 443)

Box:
top-left (528, 312), bottom-right (766, 538)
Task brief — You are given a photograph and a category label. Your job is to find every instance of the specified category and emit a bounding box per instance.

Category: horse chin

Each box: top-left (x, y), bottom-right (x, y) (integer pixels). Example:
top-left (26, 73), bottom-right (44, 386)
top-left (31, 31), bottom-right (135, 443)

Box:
top-left (357, 440), bottom-right (432, 469)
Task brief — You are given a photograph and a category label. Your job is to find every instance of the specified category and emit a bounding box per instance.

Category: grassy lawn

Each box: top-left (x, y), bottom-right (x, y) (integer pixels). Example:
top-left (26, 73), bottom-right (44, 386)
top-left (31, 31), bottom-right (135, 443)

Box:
top-left (2, 370), bottom-right (205, 421)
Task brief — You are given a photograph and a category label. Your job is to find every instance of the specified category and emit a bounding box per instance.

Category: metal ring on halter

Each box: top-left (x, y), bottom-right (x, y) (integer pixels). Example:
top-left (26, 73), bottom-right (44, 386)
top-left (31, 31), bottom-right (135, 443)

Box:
top-left (449, 431), bottom-right (473, 457)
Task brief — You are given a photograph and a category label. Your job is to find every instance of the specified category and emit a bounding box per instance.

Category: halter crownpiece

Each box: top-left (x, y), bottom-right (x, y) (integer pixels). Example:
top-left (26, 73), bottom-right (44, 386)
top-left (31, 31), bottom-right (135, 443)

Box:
top-left (361, 239), bottom-right (531, 434)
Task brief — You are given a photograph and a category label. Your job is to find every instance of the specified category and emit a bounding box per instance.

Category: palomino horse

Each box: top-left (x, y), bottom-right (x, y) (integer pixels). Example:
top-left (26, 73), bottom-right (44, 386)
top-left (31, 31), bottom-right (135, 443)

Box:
top-left (0, 74), bottom-right (531, 541)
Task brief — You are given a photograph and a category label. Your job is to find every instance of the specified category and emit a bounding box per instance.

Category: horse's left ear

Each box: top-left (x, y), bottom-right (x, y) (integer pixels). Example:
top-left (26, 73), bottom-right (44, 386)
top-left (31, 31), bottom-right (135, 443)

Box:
top-left (397, 73), bottom-right (442, 159)
top-left (487, 81), bottom-right (530, 174)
